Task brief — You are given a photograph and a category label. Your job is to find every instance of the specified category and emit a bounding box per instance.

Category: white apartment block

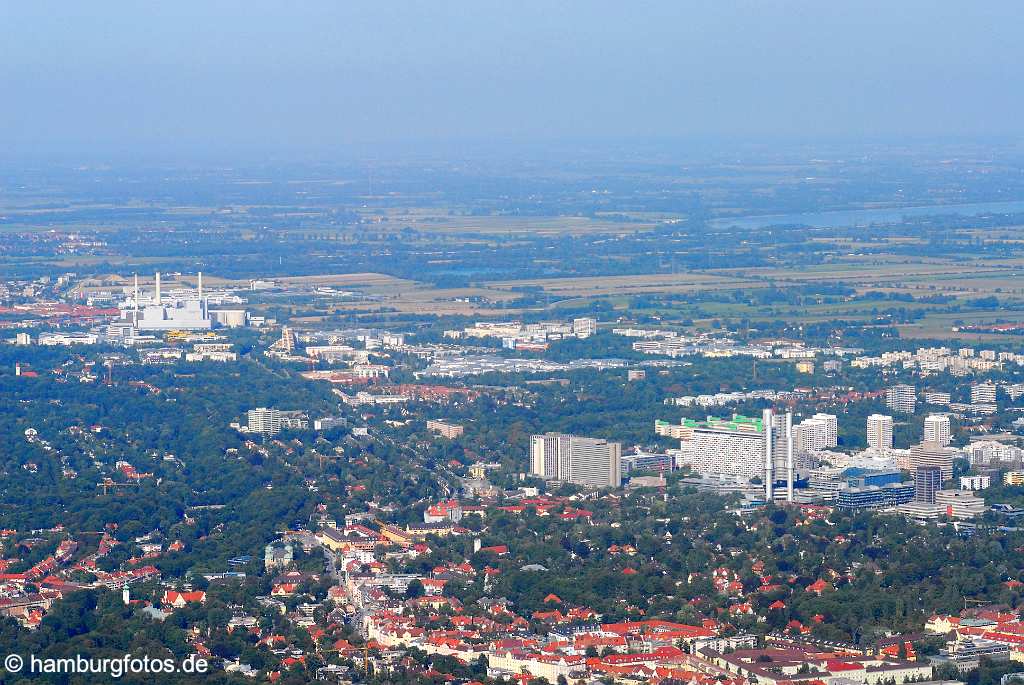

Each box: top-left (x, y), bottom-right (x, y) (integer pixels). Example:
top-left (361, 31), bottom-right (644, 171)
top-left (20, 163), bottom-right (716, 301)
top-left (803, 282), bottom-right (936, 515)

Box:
top-left (247, 408), bottom-right (282, 435)
top-left (812, 413), bottom-right (838, 448)
top-left (654, 420), bottom-right (695, 440)
top-left (852, 346), bottom-right (1010, 375)
top-left (966, 440), bottom-right (1024, 466)
top-left (971, 382), bottom-right (997, 405)
top-left (886, 384), bottom-right (917, 414)
top-left (923, 414), bottom-right (952, 447)
top-left (959, 475), bottom-right (991, 491)
top-left (572, 317), bottom-right (598, 338)
top-left (690, 424), bottom-right (765, 481)
top-left (794, 419), bottom-right (830, 452)
top-left (866, 414), bottom-right (894, 450)
top-left (530, 433), bottom-right (621, 488)
top-left (426, 420), bottom-right (464, 439)
top-left (924, 391), bottom-right (951, 406)
top-left (793, 414), bottom-right (837, 452)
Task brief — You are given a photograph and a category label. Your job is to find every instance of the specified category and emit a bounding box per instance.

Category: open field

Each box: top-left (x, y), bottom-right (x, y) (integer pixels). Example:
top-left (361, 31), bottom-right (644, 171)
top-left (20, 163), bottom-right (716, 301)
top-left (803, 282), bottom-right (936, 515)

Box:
top-left (485, 272), bottom-right (757, 296)
top-left (72, 270), bottom-right (527, 317)
top-left (350, 208), bottom-right (659, 235)
top-left (897, 310), bottom-right (1024, 341)
top-left (718, 261), bottom-right (1010, 283)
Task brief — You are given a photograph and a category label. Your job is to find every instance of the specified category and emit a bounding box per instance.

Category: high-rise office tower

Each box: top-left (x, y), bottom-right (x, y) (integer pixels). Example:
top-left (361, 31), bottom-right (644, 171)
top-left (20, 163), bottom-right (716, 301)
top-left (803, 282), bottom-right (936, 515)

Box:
top-left (915, 465), bottom-right (942, 504)
top-left (910, 442), bottom-right (954, 481)
top-left (763, 409), bottom-right (796, 502)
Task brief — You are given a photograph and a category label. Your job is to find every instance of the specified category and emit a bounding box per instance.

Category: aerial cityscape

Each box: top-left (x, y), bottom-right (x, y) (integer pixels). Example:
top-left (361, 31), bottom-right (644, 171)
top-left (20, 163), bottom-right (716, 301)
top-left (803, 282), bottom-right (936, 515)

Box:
top-left (4, 3), bottom-right (1024, 685)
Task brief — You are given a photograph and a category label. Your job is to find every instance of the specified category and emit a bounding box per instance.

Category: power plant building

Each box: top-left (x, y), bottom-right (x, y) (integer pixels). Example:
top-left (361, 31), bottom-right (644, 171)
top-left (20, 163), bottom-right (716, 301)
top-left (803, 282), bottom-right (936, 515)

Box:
top-left (122, 272), bottom-right (214, 331)
top-left (209, 309), bottom-right (248, 328)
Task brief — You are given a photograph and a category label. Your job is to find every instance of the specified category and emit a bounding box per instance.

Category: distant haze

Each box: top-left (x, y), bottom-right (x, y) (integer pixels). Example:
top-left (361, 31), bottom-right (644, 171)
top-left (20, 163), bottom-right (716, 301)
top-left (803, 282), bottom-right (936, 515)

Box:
top-left (2, 1), bottom-right (1022, 158)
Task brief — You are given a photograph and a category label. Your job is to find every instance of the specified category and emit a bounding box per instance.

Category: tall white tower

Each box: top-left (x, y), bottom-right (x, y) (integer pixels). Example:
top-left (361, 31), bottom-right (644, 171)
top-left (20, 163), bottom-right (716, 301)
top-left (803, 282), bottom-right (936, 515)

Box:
top-left (923, 414), bottom-right (952, 446)
top-left (763, 409), bottom-right (774, 501)
top-left (197, 271), bottom-right (206, 316)
top-left (866, 414), bottom-right (894, 449)
top-left (785, 412), bottom-right (794, 502)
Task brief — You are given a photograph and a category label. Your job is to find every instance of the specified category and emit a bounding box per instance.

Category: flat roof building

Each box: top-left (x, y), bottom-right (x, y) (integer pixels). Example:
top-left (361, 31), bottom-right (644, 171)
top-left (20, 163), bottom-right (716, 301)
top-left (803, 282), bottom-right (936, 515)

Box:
top-left (867, 414), bottom-right (894, 450)
top-left (836, 482), bottom-right (915, 510)
top-left (887, 384), bottom-right (917, 414)
top-left (426, 420), bottom-right (464, 439)
top-left (690, 415), bottom-right (766, 481)
top-left (530, 433), bottom-right (621, 488)
top-left (911, 442), bottom-right (955, 482)
top-left (924, 414), bottom-right (952, 447)
top-left (915, 465), bottom-right (942, 504)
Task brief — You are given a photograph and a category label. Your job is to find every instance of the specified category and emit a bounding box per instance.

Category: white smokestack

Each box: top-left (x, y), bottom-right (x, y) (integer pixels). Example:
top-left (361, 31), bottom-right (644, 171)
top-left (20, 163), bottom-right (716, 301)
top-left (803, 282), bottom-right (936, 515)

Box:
top-left (786, 412), bottom-right (795, 502)
top-left (197, 271), bottom-right (205, 316)
top-left (155, 272), bottom-right (162, 304)
top-left (133, 274), bottom-right (140, 317)
top-left (763, 408), bottom-right (774, 501)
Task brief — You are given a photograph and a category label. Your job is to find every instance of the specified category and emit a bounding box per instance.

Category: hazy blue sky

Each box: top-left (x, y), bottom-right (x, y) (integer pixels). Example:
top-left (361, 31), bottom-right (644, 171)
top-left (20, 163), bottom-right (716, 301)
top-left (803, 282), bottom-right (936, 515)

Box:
top-left (2, 1), bottom-right (1021, 157)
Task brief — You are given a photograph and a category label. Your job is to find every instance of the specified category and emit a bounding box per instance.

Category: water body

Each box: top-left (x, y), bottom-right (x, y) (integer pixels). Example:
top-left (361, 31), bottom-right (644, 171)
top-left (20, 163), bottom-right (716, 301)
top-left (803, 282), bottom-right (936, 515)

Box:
top-left (710, 199), bottom-right (1024, 230)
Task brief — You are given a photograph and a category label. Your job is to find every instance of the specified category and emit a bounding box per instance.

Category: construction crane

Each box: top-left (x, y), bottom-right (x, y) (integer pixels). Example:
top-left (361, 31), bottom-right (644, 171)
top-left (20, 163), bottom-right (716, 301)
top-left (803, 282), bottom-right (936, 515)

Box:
top-left (964, 597), bottom-right (992, 611)
top-left (314, 451), bottom-right (345, 469)
top-left (97, 478), bottom-right (138, 496)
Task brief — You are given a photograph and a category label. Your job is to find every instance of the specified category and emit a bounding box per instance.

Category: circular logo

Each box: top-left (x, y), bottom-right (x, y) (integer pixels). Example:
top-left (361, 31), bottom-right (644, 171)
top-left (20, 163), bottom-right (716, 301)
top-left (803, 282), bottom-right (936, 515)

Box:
top-left (4, 654), bottom-right (23, 673)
